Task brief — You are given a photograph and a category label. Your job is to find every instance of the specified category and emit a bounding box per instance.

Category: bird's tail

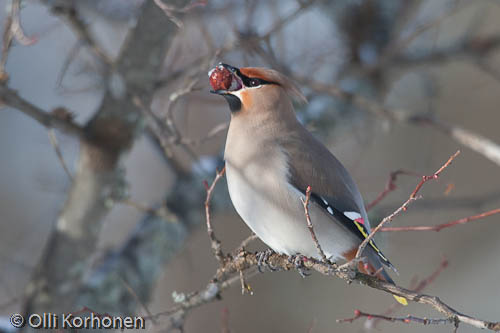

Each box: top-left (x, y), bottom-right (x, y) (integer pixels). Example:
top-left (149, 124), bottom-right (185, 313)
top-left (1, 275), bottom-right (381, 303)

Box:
top-left (345, 248), bottom-right (408, 306)
top-left (375, 266), bottom-right (408, 306)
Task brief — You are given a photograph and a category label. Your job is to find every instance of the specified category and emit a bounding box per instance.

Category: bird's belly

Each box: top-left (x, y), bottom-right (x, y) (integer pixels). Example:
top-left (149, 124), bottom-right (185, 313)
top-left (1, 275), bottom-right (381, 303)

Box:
top-left (226, 163), bottom-right (357, 260)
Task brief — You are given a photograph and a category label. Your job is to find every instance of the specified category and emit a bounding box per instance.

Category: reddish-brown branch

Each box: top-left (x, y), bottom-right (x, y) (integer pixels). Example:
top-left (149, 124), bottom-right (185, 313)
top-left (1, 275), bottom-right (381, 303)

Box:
top-left (356, 151), bottom-right (461, 259)
top-left (410, 150), bottom-right (461, 199)
top-left (337, 309), bottom-right (453, 326)
top-left (412, 257), bottom-right (449, 293)
top-left (154, 250), bottom-right (500, 332)
top-left (370, 257), bottom-right (449, 329)
top-left (221, 307), bottom-right (230, 333)
top-left (306, 318), bottom-right (318, 333)
top-left (382, 208), bottom-right (500, 232)
top-left (366, 170), bottom-right (420, 211)
top-left (204, 167), bottom-right (226, 264)
top-left (302, 185), bottom-right (329, 263)
top-left (355, 196), bottom-right (418, 259)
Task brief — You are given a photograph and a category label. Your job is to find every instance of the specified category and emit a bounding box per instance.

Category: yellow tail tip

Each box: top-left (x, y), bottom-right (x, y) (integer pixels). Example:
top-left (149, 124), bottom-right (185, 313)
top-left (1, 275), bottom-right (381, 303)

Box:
top-left (394, 295), bottom-right (408, 306)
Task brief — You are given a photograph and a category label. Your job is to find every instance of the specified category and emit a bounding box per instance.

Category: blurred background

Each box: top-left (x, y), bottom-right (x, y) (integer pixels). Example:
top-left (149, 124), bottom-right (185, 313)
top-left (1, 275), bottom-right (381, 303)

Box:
top-left (1, 0), bottom-right (500, 332)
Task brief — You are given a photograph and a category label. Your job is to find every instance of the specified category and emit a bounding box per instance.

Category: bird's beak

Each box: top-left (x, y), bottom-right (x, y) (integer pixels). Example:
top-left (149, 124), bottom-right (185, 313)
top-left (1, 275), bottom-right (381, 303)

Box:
top-left (208, 63), bottom-right (244, 95)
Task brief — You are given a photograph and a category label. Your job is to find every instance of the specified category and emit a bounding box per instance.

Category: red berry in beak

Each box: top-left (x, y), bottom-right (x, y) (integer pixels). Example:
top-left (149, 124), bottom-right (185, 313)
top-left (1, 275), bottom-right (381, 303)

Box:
top-left (209, 65), bottom-right (233, 91)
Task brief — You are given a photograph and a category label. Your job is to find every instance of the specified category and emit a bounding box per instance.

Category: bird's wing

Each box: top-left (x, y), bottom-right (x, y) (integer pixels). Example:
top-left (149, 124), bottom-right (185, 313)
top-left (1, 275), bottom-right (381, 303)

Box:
top-left (280, 128), bottom-right (393, 268)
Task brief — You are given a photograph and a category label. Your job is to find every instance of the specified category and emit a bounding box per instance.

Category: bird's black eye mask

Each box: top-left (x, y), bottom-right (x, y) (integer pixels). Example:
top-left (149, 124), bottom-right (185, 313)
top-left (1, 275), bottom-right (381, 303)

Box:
top-left (237, 70), bottom-right (275, 88)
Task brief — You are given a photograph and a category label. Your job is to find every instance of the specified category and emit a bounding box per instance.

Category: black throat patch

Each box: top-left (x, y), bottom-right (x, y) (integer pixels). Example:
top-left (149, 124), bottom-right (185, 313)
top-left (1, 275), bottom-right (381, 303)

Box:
top-left (223, 94), bottom-right (242, 112)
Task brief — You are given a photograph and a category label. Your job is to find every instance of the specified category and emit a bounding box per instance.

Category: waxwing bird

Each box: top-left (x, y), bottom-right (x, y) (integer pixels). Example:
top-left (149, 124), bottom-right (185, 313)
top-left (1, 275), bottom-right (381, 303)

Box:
top-left (209, 63), bottom-right (406, 305)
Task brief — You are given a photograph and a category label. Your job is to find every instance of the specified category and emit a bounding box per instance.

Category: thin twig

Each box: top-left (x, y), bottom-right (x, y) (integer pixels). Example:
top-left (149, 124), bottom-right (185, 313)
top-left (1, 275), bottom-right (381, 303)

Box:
top-left (48, 3), bottom-right (113, 66)
top-left (369, 257), bottom-right (449, 329)
top-left (337, 309), bottom-right (453, 326)
top-left (146, 267), bottom-right (258, 325)
top-left (119, 277), bottom-right (157, 325)
top-left (237, 233), bottom-right (258, 251)
top-left (239, 270), bottom-right (253, 295)
top-left (48, 129), bottom-right (73, 180)
top-left (165, 78), bottom-right (200, 144)
top-left (1, 0), bottom-right (37, 79)
top-left (392, 35), bottom-right (500, 68)
top-left (356, 196), bottom-right (419, 260)
top-left (55, 41), bottom-right (82, 90)
top-left (356, 151), bottom-right (461, 259)
top-left (134, 94), bottom-right (200, 163)
top-left (412, 257), bottom-right (449, 294)
top-left (410, 150), bottom-right (461, 198)
top-left (204, 167), bottom-right (226, 264)
top-left (154, 0), bottom-right (207, 28)
top-left (366, 170), bottom-right (420, 211)
top-left (221, 307), bottom-right (231, 333)
top-left (260, 0), bottom-right (318, 41)
top-left (301, 185), bottom-right (328, 263)
top-left (181, 122), bottom-right (229, 147)
top-left (375, 3), bottom-right (463, 70)
top-left (382, 208), bottom-right (500, 232)
top-left (306, 318), bottom-right (317, 333)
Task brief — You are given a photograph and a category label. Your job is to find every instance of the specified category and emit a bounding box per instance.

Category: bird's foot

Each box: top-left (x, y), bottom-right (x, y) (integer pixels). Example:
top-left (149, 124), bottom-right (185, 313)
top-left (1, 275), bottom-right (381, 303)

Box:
top-left (256, 249), bottom-right (278, 272)
top-left (288, 254), bottom-right (311, 278)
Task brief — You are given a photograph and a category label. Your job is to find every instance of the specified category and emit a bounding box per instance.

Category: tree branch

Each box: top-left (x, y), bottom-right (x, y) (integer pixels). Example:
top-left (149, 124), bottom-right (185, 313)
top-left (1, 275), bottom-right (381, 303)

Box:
top-left (302, 185), bottom-right (328, 263)
top-left (151, 151), bottom-right (500, 332)
top-left (204, 167), bottom-right (226, 264)
top-left (368, 257), bottom-right (450, 329)
top-left (382, 207), bottom-right (500, 232)
top-left (0, 85), bottom-right (84, 137)
top-left (337, 309), bottom-right (454, 327)
top-left (43, 1), bottom-right (113, 66)
top-left (295, 74), bottom-right (500, 167)
top-left (23, 0), bottom-right (189, 316)
top-left (366, 170), bottom-right (420, 211)
top-left (356, 151), bottom-right (460, 259)
top-left (156, 250), bottom-right (500, 332)
top-left (411, 114), bottom-right (500, 167)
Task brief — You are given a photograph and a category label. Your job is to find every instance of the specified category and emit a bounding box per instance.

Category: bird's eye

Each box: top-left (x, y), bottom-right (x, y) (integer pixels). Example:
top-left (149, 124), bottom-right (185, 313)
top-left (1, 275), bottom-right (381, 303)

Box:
top-left (248, 79), bottom-right (260, 87)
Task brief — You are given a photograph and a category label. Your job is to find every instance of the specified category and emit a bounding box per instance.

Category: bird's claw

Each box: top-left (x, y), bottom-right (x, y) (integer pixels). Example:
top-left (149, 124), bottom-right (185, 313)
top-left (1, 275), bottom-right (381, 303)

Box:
top-left (288, 254), bottom-right (310, 278)
top-left (256, 249), bottom-right (278, 272)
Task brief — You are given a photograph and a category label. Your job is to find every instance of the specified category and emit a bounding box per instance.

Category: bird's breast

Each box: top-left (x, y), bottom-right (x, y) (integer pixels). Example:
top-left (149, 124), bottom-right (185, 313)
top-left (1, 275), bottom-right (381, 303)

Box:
top-left (225, 147), bottom-right (357, 259)
top-left (225, 148), bottom-right (306, 255)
